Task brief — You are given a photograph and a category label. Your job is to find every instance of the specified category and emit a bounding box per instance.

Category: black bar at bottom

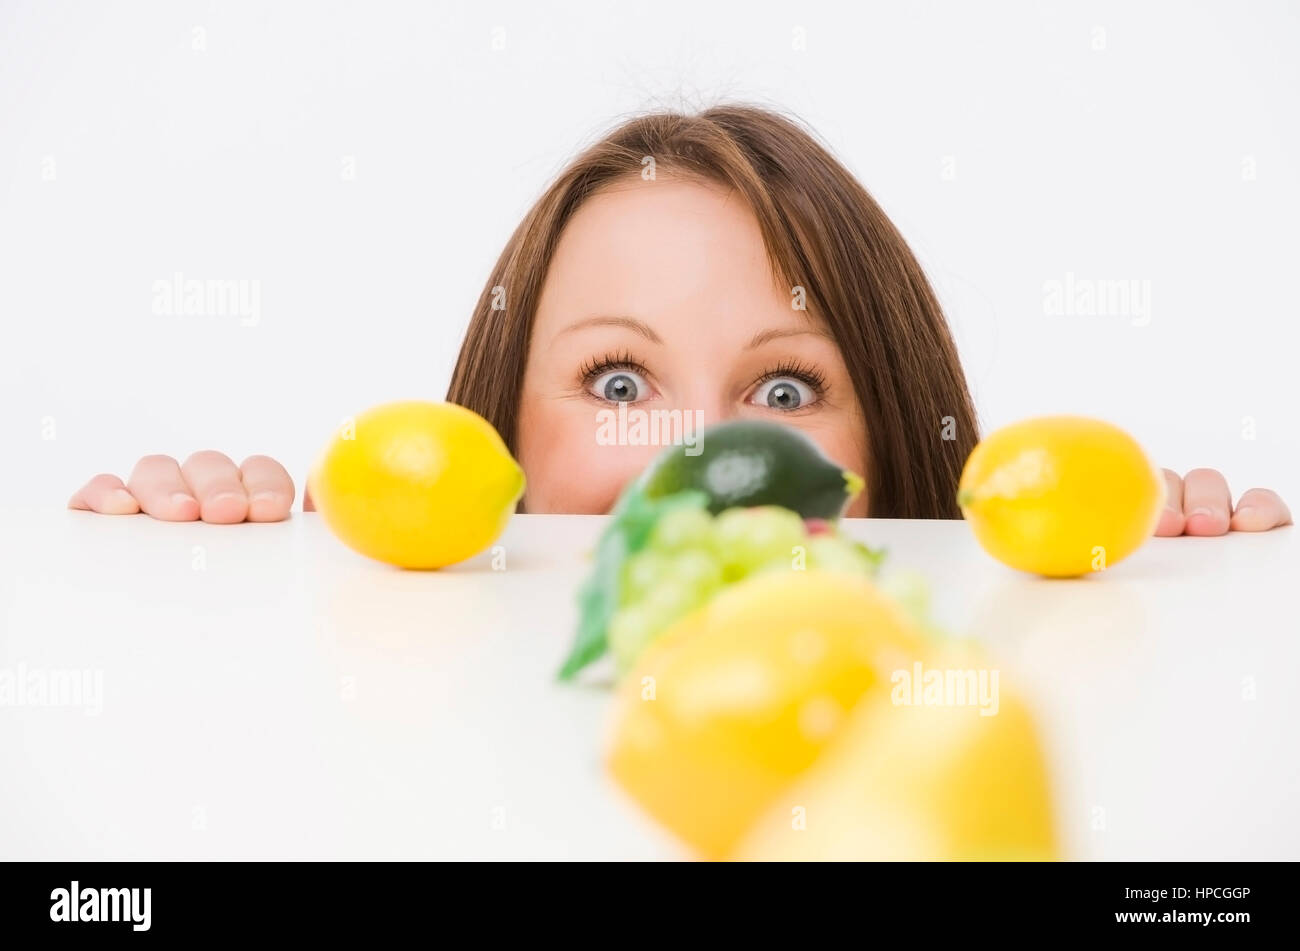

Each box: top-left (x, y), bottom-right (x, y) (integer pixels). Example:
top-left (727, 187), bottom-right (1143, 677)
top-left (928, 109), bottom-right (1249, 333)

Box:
top-left (0, 860), bottom-right (1284, 938)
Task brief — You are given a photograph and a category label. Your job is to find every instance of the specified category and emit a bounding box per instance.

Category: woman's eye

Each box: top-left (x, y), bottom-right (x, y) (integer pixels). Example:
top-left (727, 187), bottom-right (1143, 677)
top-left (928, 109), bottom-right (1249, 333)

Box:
top-left (751, 376), bottom-right (816, 411)
top-left (589, 368), bottom-right (650, 403)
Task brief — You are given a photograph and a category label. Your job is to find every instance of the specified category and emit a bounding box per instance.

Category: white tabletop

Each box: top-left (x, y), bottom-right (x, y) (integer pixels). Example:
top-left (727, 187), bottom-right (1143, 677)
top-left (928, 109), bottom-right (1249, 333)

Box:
top-left (2, 505), bottom-right (1297, 860)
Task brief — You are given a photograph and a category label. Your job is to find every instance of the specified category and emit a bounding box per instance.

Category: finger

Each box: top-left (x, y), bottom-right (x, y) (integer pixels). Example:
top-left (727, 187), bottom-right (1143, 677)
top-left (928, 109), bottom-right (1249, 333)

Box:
top-left (1154, 468), bottom-right (1184, 536)
top-left (1181, 467), bottom-right (1232, 536)
top-left (303, 485), bottom-right (316, 512)
top-left (68, 473), bottom-right (141, 515)
top-left (239, 455), bottom-right (295, 522)
top-left (127, 455), bottom-right (200, 521)
top-left (180, 450), bottom-right (249, 524)
top-left (1230, 487), bottom-right (1293, 532)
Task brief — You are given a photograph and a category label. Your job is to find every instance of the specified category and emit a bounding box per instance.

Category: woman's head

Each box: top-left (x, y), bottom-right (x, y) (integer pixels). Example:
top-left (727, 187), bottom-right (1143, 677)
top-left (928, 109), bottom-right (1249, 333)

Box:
top-left (447, 104), bottom-right (977, 518)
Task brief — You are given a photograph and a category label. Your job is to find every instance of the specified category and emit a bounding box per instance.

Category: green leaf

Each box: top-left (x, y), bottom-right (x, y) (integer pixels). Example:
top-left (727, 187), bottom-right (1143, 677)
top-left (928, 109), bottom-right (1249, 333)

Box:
top-left (852, 539), bottom-right (888, 575)
top-left (556, 489), bottom-right (708, 680)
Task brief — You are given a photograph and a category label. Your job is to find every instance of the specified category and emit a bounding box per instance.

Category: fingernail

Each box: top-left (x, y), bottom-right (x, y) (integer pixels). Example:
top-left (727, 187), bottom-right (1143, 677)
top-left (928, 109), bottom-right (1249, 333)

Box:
top-left (171, 492), bottom-right (196, 506)
top-left (1188, 507), bottom-right (1214, 519)
top-left (1234, 505), bottom-right (1256, 521)
top-left (249, 491), bottom-right (277, 503)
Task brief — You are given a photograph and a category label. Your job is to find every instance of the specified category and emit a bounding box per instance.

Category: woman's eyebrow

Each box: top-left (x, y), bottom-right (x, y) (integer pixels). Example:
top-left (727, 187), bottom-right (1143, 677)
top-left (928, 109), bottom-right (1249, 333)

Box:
top-left (746, 327), bottom-right (834, 349)
top-left (557, 315), bottom-right (663, 344)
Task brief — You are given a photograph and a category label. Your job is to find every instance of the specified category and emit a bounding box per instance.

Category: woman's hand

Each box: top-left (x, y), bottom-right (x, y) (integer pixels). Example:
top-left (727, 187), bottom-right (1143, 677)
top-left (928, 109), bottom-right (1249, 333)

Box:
top-left (68, 451), bottom-right (296, 523)
top-left (1156, 468), bottom-right (1291, 536)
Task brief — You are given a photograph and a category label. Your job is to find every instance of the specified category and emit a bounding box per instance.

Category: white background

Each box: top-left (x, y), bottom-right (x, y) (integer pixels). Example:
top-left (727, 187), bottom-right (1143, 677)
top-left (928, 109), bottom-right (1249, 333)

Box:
top-left (2, 0), bottom-right (1297, 506)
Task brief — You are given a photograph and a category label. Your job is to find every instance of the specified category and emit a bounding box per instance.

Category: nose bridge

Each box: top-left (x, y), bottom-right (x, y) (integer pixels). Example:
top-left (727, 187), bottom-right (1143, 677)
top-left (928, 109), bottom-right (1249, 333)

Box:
top-left (670, 377), bottom-right (733, 430)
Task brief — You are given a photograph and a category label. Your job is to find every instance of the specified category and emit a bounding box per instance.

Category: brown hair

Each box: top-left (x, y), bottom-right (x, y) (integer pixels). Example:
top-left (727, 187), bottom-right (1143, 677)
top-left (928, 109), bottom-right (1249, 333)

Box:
top-left (447, 104), bottom-right (978, 518)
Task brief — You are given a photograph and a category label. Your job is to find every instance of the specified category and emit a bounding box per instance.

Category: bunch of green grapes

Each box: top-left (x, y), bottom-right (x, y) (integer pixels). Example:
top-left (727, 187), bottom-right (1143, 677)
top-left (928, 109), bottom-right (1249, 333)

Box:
top-left (608, 505), bottom-right (884, 674)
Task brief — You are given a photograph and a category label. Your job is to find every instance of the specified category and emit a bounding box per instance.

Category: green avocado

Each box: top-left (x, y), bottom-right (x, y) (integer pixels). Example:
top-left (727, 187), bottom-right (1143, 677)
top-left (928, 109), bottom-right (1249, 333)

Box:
top-left (636, 420), bottom-right (864, 518)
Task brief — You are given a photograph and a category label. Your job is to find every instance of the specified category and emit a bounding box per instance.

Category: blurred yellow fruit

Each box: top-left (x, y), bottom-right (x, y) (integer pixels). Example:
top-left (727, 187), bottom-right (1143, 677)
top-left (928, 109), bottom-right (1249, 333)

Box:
top-left (309, 400), bottom-right (524, 569)
top-left (957, 415), bottom-right (1164, 577)
top-left (733, 644), bottom-right (1059, 861)
top-left (606, 570), bottom-right (929, 860)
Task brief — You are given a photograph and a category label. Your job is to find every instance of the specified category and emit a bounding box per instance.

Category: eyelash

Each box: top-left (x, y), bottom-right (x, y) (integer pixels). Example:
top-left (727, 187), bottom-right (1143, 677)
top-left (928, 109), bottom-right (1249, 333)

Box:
top-left (578, 353), bottom-right (828, 402)
top-left (578, 351), bottom-right (651, 384)
top-left (753, 360), bottom-right (827, 395)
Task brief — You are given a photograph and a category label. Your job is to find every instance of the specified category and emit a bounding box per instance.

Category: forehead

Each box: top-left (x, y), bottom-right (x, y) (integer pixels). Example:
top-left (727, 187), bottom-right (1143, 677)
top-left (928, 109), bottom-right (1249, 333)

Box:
top-left (535, 176), bottom-right (789, 329)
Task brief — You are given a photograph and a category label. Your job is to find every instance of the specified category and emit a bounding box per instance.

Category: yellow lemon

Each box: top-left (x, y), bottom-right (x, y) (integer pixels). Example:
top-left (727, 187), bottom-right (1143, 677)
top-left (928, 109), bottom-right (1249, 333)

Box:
top-left (606, 570), bottom-right (929, 860)
top-left (309, 400), bottom-right (524, 569)
top-left (732, 643), bottom-right (1059, 861)
top-left (957, 415), bottom-right (1164, 578)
